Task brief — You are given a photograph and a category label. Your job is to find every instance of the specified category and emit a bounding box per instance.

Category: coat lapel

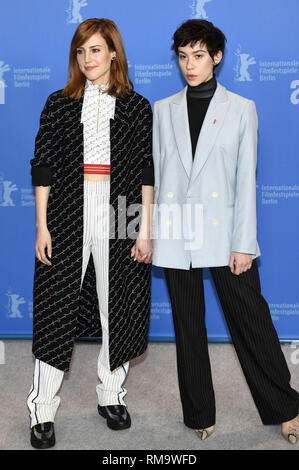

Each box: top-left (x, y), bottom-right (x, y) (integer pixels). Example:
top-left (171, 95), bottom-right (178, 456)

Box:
top-left (188, 82), bottom-right (230, 188)
top-left (110, 94), bottom-right (129, 134)
top-left (170, 87), bottom-right (193, 178)
top-left (66, 91), bottom-right (84, 134)
top-left (109, 94), bottom-right (130, 177)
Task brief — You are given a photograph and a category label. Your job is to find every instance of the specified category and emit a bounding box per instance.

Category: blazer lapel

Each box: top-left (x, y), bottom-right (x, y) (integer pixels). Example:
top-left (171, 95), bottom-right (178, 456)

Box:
top-left (170, 87), bottom-right (193, 178)
top-left (188, 82), bottom-right (230, 188)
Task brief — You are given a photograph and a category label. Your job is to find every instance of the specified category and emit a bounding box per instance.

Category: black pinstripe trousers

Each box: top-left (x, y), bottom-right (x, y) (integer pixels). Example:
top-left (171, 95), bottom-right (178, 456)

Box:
top-left (163, 259), bottom-right (299, 429)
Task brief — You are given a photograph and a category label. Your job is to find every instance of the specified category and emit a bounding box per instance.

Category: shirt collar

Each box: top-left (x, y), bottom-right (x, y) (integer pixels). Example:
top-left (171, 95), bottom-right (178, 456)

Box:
top-left (85, 78), bottom-right (109, 92)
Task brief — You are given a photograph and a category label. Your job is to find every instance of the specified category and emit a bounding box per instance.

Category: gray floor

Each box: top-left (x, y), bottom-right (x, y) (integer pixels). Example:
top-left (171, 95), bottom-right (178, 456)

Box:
top-left (0, 340), bottom-right (298, 450)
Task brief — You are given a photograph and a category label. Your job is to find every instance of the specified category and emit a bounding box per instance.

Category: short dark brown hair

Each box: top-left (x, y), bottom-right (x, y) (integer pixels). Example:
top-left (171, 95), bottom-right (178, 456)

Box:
top-left (172, 19), bottom-right (226, 67)
top-left (63, 18), bottom-right (133, 100)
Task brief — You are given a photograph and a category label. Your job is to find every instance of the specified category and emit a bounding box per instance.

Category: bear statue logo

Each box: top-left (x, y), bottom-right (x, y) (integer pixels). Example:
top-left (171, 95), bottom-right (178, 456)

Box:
top-left (234, 46), bottom-right (256, 82)
top-left (66, 0), bottom-right (88, 24)
top-left (0, 61), bottom-right (10, 104)
top-left (190, 0), bottom-right (213, 19)
top-left (0, 176), bottom-right (18, 207)
top-left (6, 290), bottom-right (26, 319)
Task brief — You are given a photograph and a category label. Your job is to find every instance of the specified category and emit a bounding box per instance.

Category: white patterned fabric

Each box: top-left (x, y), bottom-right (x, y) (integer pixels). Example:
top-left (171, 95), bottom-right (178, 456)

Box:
top-left (27, 181), bottom-right (130, 428)
top-left (26, 359), bottom-right (64, 428)
top-left (81, 79), bottom-right (116, 166)
top-left (81, 179), bottom-right (129, 407)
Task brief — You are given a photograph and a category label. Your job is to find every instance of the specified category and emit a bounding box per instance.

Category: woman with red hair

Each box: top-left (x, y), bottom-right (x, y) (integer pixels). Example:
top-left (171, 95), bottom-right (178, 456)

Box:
top-left (27, 18), bottom-right (154, 449)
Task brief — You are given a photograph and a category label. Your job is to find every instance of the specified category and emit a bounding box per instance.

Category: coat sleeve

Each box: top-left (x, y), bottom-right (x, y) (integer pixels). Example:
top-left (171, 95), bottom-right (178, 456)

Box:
top-left (133, 97), bottom-right (154, 186)
top-left (30, 94), bottom-right (55, 186)
top-left (231, 100), bottom-right (258, 255)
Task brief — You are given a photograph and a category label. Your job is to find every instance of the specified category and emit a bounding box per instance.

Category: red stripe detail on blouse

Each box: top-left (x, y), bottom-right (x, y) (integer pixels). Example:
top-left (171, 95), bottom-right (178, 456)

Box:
top-left (84, 163), bottom-right (110, 175)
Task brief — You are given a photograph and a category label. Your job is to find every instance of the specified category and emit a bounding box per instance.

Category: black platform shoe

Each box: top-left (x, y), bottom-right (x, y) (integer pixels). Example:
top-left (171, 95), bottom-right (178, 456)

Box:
top-left (97, 404), bottom-right (131, 430)
top-left (30, 422), bottom-right (55, 449)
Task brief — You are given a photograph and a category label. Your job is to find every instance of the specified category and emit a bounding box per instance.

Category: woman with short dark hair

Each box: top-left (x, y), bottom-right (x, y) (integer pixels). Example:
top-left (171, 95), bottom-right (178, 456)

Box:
top-left (27, 17), bottom-right (154, 449)
top-left (152, 19), bottom-right (299, 443)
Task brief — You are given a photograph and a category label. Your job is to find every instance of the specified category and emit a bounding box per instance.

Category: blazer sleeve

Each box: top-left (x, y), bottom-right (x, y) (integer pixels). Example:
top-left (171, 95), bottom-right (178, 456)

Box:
top-left (30, 94), bottom-right (55, 186)
top-left (133, 97), bottom-right (154, 186)
top-left (231, 100), bottom-right (258, 254)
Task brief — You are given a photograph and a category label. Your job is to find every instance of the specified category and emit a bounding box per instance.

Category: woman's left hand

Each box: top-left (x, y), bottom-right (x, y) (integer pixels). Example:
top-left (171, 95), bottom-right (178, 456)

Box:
top-left (229, 252), bottom-right (252, 275)
top-left (131, 237), bottom-right (153, 264)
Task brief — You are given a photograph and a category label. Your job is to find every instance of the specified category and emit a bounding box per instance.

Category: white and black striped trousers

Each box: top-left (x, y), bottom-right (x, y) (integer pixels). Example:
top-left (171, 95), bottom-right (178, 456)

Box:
top-left (27, 179), bottom-right (129, 428)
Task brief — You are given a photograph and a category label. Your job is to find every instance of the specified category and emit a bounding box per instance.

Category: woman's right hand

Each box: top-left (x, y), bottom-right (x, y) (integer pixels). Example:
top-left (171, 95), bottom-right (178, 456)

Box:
top-left (35, 227), bottom-right (52, 265)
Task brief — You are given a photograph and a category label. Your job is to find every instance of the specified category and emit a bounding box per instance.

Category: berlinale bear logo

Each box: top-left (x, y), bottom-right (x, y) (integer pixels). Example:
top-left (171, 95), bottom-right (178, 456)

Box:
top-left (0, 61), bottom-right (10, 104)
top-left (0, 176), bottom-right (18, 207)
top-left (234, 46), bottom-right (256, 82)
top-left (66, 0), bottom-right (88, 24)
top-left (190, 0), bottom-right (213, 19)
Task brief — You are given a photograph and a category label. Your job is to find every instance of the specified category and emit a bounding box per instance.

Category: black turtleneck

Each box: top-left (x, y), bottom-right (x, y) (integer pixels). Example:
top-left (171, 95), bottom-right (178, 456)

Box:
top-left (187, 74), bottom-right (217, 158)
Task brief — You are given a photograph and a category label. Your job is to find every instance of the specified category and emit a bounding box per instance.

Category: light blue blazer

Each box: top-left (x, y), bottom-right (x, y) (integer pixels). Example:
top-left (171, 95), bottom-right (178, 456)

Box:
top-left (152, 81), bottom-right (261, 269)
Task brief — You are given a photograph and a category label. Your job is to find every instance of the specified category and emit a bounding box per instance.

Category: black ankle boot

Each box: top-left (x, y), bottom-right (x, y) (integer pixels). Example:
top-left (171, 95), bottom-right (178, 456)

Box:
top-left (97, 404), bottom-right (131, 430)
top-left (30, 422), bottom-right (55, 449)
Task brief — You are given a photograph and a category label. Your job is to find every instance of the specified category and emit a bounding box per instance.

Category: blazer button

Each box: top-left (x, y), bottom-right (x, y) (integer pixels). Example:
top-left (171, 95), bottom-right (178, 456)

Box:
top-left (212, 192), bottom-right (218, 198)
top-left (166, 219), bottom-right (172, 225)
top-left (120, 247), bottom-right (122, 251)
top-left (120, 284), bottom-right (123, 288)
top-left (168, 192), bottom-right (174, 198)
top-left (212, 219), bottom-right (219, 225)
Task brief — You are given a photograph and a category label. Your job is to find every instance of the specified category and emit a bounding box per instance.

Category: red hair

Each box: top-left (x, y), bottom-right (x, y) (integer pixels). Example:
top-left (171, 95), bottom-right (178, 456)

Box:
top-left (63, 18), bottom-right (133, 100)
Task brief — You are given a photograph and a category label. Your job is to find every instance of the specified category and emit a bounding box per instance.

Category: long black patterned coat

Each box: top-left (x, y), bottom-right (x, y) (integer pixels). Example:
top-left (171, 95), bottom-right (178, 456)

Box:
top-left (30, 88), bottom-right (153, 372)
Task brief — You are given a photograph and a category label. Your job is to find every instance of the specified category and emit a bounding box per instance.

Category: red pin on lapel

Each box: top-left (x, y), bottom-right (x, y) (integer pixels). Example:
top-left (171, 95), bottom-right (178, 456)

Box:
top-left (213, 119), bottom-right (217, 125)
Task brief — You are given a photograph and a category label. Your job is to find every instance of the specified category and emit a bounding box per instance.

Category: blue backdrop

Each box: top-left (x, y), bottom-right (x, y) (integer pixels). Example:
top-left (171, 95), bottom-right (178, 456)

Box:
top-left (0, 0), bottom-right (298, 341)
